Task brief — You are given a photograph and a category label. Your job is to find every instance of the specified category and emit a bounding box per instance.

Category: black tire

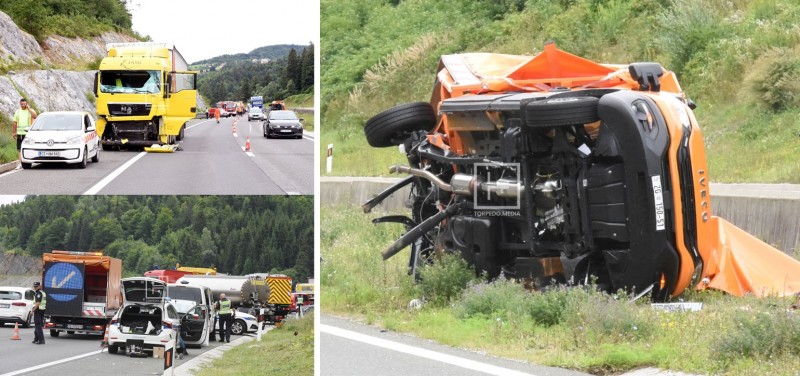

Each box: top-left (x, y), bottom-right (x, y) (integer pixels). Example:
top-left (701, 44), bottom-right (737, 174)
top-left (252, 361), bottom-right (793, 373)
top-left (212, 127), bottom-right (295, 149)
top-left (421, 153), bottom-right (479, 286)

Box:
top-left (78, 147), bottom-right (88, 169)
top-left (20, 162), bottom-right (31, 169)
top-left (50, 329), bottom-right (60, 337)
top-left (66, 331), bottom-right (75, 335)
top-left (108, 345), bottom-right (119, 354)
top-left (102, 143), bottom-right (112, 151)
top-left (231, 319), bottom-right (245, 335)
top-left (22, 312), bottom-right (32, 328)
top-left (524, 96), bottom-right (600, 128)
top-left (91, 146), bottom-right (100, 163)
top-left (177, 125), bottom-right (185, 141)
top-left (364, 102), bottom-right (436, 147)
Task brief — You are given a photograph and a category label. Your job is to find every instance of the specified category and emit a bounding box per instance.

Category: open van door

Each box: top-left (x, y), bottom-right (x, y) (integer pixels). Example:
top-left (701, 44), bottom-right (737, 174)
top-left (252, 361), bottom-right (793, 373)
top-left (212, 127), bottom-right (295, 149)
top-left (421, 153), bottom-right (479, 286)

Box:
top-left (121, 277), bottom-right (166, 305)
top-left (181, 305), bottom-right (210, 346)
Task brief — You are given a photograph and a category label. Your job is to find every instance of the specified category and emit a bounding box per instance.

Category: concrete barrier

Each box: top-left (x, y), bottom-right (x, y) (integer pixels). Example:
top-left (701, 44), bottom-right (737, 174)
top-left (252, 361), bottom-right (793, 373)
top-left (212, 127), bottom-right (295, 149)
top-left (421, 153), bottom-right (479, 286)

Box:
top-left (321, 178), bottom-right (800, 255)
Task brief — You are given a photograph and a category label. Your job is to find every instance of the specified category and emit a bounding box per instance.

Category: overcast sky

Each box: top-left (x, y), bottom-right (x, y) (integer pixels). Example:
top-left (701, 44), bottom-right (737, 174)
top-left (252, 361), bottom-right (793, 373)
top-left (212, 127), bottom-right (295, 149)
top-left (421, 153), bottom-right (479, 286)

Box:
top-left (129, 0), bottom-right (319, 64)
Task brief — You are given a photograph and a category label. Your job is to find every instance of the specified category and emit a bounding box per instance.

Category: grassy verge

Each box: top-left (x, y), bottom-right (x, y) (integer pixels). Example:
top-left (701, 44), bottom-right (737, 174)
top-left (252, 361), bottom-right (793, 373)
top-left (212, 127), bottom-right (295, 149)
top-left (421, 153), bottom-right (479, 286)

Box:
top-left (284, 93), bottom-right (314, 109)
top-left (196, 315), bottom-right (313, 376)
top-left (322, 204), bottom-right (800, 375)
top-left (300, 112), bottom-right (315, 133)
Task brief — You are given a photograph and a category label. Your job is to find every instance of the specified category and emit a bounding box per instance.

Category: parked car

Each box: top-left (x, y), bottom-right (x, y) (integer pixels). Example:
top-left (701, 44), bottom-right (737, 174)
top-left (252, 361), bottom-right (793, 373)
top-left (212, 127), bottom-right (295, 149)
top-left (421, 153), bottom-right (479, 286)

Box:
top-left (247, 107), bottom-right (263, 122)
top-left (229, 308), bottom-right (260, 335)
top-left (107, 277), bottom-right (209, 356)
top-left (20, 111), bottom-right (100, 169)
top-left (0, 286), bottom-right (35, 328)
top-left (263, 110), bottom-right (304, 139)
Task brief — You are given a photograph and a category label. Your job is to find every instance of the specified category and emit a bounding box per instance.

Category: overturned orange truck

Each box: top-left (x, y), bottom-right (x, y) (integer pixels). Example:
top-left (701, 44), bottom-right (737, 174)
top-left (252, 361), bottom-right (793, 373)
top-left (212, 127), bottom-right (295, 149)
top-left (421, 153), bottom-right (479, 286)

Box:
top-left (363, 43), bottom-right (800, 300)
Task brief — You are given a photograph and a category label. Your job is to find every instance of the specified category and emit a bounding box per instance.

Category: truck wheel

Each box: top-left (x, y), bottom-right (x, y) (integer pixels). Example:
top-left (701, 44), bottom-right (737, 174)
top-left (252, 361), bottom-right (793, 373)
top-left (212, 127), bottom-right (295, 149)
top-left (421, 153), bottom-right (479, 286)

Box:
top-left (525, 96), bottom-right (600, 128)
top-left (177, 125), bottom-right (186, 141)
top-left (231, 319), bottom-right (245, 335)
top-left (50, 330), bottom-right (60, 337)
top-left (66, 331), bottom-right (75, 335)
top-left (108, 345), bottom-right (119, 354)
top-left (364, 102), bottom-right (436, 147)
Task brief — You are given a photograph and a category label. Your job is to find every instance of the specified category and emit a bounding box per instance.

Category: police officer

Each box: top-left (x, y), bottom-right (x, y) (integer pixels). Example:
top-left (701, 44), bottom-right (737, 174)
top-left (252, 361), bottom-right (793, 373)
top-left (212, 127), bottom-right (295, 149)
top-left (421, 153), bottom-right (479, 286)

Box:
top-left (32, 281), bottom-right (46, 345)
top-left (215, 293), bottom-right (235, 343)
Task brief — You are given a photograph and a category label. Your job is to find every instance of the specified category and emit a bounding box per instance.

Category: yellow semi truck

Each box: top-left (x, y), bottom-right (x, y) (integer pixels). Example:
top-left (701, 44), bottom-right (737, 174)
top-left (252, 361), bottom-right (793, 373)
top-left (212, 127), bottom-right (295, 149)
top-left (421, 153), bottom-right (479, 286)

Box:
top-left (93, 42), bottom-right (198, 149)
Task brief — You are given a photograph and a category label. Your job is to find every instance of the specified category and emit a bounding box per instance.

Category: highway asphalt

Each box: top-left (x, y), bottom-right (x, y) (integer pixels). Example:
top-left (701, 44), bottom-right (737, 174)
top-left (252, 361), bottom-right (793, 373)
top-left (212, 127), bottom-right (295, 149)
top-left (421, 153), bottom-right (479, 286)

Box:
top-left (0, 115), bottom-right (314, 195)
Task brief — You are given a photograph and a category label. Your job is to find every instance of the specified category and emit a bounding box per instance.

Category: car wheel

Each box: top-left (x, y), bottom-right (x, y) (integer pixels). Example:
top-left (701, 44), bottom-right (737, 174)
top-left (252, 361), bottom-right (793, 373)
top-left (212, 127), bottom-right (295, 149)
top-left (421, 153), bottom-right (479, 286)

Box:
top-left (91, 146), bottom-right (100, 163)
top-left (364, 102), bottom-right (437, 148)
top-left (108, 345), bottom-right (119, 354)
top-left (50, 330), bottom-right (60, 337)
top-left (78, 147), bottom-right (88, 169)
top-left (524, 96), bottom-right (600, 128)
top-left (22, 312), bottom-right (32, 328)
top-left (20, 162), bottom-right (31, 169)
top-left (231, 319), bottom-right (245, 335)
top-left (67, 331), bottom-right (75, 335)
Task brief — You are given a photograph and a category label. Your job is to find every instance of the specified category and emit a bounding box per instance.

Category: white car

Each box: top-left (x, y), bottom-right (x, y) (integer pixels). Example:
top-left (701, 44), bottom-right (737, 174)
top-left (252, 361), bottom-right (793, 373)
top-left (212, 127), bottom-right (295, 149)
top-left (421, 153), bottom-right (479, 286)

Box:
top-left (166, 283), bottom-right (215, 347)
top-left (231, 308), bottom-right (260, 335)
top-left (107, 278), bottom-right (210, 356)
top-left (20, 111), bottom-right (100, 169)
top-left (0, 287), bottom-right (35, 328)
top-left (247, 107), bottom-right (263, 121)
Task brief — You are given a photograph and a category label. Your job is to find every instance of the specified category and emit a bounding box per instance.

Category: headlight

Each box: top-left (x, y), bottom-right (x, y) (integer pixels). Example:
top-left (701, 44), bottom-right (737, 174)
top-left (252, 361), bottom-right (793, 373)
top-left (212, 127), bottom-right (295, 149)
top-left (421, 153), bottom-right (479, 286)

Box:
top-left (22, 137), bottom-right (35, 145)
top-left (66, 136), bottom-right (83, 145)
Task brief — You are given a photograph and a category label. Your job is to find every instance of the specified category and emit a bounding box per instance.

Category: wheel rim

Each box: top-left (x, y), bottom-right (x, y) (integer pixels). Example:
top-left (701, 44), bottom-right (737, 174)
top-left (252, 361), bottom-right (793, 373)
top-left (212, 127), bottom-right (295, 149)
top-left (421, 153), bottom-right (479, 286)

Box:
top-left (232, 321), bottom-right (243, 334)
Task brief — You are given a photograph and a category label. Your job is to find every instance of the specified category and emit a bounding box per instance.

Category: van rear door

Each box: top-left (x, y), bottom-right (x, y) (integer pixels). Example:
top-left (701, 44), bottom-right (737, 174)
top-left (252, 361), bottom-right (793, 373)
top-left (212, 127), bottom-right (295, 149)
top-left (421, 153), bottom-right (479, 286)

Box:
top-left (121, 277), bottom-right (166, 305)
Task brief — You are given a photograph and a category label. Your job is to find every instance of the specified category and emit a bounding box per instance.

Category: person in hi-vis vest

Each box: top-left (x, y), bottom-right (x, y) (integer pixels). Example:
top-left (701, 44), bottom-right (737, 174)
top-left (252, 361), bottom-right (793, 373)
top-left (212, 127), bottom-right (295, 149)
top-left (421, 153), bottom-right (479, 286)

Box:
top-left (215, 293), bottom-right (235, 343)
top-left (32, 281), bottom-right (46, 345)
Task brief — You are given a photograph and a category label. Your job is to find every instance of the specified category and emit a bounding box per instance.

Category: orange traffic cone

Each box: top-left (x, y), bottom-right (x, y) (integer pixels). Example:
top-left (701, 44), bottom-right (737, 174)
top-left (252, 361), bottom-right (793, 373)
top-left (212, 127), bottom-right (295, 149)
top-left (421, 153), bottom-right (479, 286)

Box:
top-left (245, 137), bottom-right (251, 152)
top-left (10, 322), bottom-right (21, 340)
top-left (100, 325), bottom-right (109, 350)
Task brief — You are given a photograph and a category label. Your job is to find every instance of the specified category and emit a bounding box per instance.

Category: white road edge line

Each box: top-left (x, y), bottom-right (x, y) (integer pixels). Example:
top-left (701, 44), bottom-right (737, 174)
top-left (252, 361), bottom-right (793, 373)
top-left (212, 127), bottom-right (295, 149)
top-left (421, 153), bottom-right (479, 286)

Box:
top-left (187, 119), bottom-right (212, 130)
top-left (83, 152), bottom-right (147, 195)
top-left (320, 324), bottom-right (539, 376)
top-left (1, 349), bottom-right (101, 376)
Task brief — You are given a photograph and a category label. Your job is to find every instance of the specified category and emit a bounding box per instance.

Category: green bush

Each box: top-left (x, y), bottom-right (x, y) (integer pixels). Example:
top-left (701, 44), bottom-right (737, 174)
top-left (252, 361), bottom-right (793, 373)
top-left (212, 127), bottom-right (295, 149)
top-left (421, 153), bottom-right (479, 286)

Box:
top-left (564, 289), bottom-right (655, 343)
top-left (712, 308), bottom-right (800, 362)
top-left (744, 47), bottom-right (800, 112)
top-left (524, 286), bottom-right (572, 327)
top-left (0, 133), bottom-right (17, 164)
top-left (417, 253), bottom-right (477, 307)
top-left (454, 277), bottom-right (526, 319)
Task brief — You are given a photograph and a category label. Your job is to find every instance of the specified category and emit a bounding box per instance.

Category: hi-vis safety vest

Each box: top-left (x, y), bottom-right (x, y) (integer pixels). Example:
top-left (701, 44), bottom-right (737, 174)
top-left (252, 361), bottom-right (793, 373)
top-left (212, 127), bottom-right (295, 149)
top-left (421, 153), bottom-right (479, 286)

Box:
top-left (38, 291), bottom-right (47, 310)
top-left (219, 299), bottom-right (231, 315)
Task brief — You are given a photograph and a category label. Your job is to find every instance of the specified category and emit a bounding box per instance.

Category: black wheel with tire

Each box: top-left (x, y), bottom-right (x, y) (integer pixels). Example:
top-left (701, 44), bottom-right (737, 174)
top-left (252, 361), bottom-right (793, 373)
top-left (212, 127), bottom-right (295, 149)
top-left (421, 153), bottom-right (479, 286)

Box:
top-left (91, 146), bottom-right (100, 163)
top-left (66, 331), bottom-right (75, 335)
top-left (78, 147), bottom-right (88, 169)
top-left (231, 319), bottom-right (245, 335)
top-left (22, 312), bottom-right (32, 328)
top-left (20, 162), bottom-right (31, 169)
top-left (524, 96), bottom-right (600, 128)
top-left (50, 329), bottom-right (60, 337)
top-left (108, 345), bottom-right (118, 354)
top-left (177, 125), bottom-right (185, 141)
top-left (364, 102), bottom-right (436, 147)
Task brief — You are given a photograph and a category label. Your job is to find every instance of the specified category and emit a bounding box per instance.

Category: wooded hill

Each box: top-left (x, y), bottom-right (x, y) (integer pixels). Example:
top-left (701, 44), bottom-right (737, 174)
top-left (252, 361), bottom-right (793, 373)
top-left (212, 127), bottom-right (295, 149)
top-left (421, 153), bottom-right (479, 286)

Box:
top-left (198, 43), bottom-right (314, 105)
top-left (0, 0), bottom-right (139, 41)
top-left (191, 44), bottom-right (305, 67)
top-left (0, 196), bottom-right (313, 282)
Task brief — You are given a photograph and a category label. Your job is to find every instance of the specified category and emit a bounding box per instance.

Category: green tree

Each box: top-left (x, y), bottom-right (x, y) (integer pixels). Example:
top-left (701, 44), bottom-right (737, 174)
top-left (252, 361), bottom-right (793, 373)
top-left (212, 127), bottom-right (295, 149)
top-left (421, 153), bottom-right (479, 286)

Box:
top-left (91, 217), bottom-right (123, 250)
top-left (152, 207), bottom-right (175, 240)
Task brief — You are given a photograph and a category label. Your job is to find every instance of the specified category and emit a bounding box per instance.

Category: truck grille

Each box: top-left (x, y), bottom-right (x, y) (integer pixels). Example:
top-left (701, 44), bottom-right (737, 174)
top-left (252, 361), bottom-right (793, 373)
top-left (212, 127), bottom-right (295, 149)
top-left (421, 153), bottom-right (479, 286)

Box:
top-left (108, 103), bottom-right (151, 116)
top-left (676, 129), bottom-right (701, 266)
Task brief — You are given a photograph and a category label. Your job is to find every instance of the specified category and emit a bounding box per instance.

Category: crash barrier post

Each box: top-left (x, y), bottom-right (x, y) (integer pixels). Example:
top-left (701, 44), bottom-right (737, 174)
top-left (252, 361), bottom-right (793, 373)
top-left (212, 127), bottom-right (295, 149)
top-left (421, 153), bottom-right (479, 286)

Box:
top-left (163, 330), bottom-right (176, 376)
top-left (245, 137), bottom-right (251, 152)
top-left (326, 144), bottom-right (333, 174)
top-left (10, 322), bottom-right (21, 340)
top-left (100, 324), bottom-right (110, 351)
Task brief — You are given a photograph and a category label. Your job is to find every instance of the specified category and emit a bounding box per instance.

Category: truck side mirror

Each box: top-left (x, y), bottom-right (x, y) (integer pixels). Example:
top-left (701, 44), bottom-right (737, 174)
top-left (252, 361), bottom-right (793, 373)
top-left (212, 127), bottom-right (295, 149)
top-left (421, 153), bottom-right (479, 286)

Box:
top-left (164, 72), bottom-right (172, 99)
top-left (93, 72), bottom-right (99, 97)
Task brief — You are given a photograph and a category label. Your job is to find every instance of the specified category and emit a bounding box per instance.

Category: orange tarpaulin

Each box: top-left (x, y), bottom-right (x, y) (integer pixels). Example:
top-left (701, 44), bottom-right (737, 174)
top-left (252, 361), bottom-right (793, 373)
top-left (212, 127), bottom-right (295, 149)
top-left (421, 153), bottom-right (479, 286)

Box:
top-left (703, 217), bottom-right (800, 297)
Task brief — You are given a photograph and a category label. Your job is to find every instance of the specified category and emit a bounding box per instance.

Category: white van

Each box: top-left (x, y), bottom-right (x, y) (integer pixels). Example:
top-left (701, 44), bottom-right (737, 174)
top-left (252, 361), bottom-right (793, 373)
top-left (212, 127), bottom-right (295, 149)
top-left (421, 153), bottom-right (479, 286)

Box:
top-left (166, 282), bottom-right (215, 346)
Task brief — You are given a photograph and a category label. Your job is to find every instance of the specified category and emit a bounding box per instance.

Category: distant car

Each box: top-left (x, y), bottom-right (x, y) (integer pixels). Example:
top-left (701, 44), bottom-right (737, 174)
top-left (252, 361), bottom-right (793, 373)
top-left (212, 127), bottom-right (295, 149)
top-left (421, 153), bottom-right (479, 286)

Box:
top-left (0, 287), bottom-right (35, 328)
top-left (248, 107), bottom-right (263, 122)
top-left (107, 278), bottom-right (210, 356)
top-left (20, 111), bottom-right (100, 169)
top-left (263, 110), bottom-right (304, 139)
top-left (218, 308), bottom-right (259, 335)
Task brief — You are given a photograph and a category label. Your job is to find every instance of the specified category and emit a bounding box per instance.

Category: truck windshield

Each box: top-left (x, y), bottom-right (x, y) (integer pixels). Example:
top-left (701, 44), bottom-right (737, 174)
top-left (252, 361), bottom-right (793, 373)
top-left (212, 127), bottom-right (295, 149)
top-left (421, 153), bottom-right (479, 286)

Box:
top-left (100, 70), bottom-right (161, 94)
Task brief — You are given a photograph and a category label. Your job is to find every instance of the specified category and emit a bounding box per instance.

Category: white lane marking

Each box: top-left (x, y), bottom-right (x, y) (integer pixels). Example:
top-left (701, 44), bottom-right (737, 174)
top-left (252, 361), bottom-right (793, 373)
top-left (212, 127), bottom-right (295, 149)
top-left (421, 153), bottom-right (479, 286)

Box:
top-left (246, 152), bottom-right (255, 158)
top-left (0, 349), bottom-right (101, 376)
top-left (320, 324), bottom-right (539, 376)
top-left (83, 152), bottom-right (147, 195)
top-left (302, 134), bottom-right (314, 141)
top-left (187, 119), bottom-right (212, 130)
top-left (233, 132), bottom-right (238, 138)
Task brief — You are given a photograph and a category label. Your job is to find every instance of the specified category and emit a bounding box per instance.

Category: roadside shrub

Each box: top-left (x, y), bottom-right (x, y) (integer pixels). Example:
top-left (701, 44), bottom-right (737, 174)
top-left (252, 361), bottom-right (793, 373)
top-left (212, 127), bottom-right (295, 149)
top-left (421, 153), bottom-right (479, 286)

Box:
top-left (524, 286), bottom-right (572, 327)
top-left (744, 47), bottom-right (800, 112)
top-left (656, 0), bottom-right (729, 77)
top-left (564, 289), bottom-right (655, 343)
top-left (417, 253), bottom-right (477, 307)
top-left (454, 277), bottom-right (526, 319)
top-left (712, 307), bottom-right (800, 362)
top-left (0, 134), bottom-right (17, 164)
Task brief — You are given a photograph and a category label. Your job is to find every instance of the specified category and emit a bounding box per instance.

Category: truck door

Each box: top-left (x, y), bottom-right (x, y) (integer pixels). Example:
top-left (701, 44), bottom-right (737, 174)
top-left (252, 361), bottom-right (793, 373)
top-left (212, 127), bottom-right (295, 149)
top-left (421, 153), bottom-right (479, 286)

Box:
top-left (165, 71), bottom-right (197, 119)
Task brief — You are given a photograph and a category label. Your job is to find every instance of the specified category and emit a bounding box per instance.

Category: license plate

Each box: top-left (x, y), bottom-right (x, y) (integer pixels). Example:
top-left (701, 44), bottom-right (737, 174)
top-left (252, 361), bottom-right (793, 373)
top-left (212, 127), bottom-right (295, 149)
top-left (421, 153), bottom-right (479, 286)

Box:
top-left (38, 151), bottom-right (60, 157)
top-left (0, 304), bottom-right (9, 309)
top-left (67, 324), bottom-right (83, 329)
top-left (652, 176), bottom-right (665, 231)
top-left (280, 130), bottom-right (291, 133)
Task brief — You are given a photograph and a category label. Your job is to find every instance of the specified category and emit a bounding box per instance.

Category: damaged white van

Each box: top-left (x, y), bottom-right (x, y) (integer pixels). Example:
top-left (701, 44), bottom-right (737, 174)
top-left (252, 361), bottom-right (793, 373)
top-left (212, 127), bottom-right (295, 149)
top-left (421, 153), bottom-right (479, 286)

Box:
top-left (106, 277), bottom-right (209, 356)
